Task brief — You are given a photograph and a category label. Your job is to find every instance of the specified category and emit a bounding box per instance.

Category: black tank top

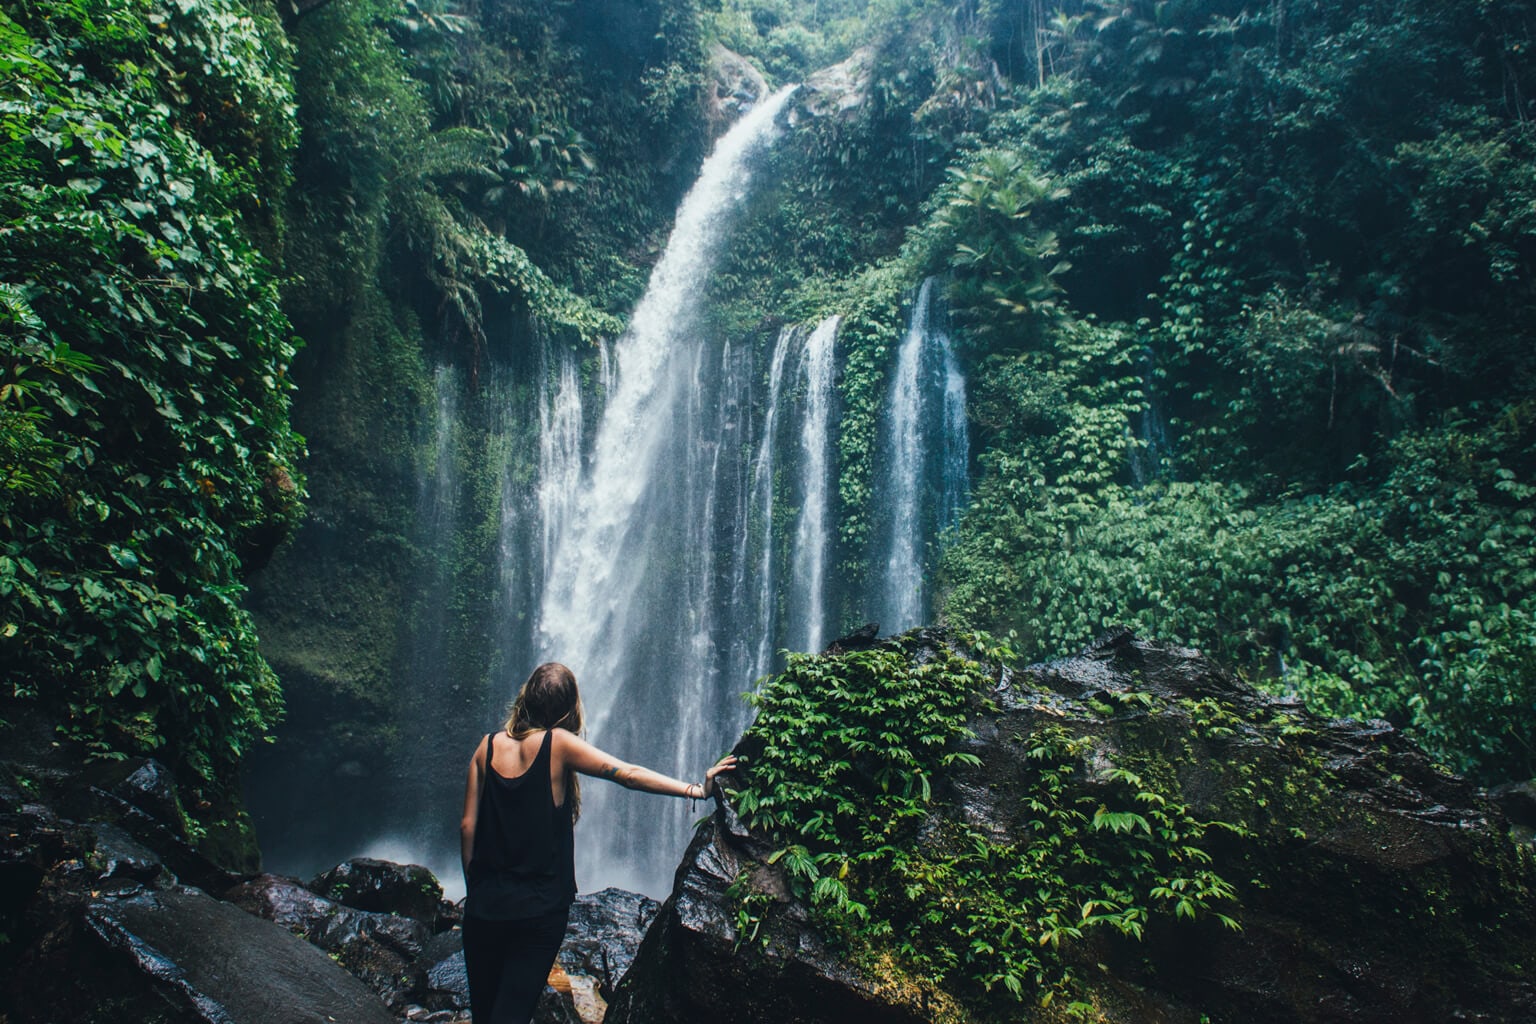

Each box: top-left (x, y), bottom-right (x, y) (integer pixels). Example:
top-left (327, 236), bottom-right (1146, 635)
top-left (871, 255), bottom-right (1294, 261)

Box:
top-left (465, 729), bottom-right (576, 920)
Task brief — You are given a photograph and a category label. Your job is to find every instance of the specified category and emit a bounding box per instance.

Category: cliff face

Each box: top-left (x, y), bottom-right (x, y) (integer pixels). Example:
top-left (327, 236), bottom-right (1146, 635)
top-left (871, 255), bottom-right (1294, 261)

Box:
top-left (607, 629), bottom-right (1536, 1024)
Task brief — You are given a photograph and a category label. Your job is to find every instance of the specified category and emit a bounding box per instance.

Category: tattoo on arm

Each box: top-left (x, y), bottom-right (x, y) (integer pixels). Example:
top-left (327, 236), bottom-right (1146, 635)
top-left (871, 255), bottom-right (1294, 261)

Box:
top-left (601, 764), bottom-right (621, 781)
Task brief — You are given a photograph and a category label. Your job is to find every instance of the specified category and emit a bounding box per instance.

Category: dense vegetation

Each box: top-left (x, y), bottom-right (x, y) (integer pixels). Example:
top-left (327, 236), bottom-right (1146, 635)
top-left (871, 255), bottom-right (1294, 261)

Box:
top-left (702, 0), bottom-right (1536, 786)
top-left (732, 637), bottom-right (1247, 1015)
top-left (3, 0), bottom-right (1531, 884)
top-left (0, 0), bottom-right (303, 839)
top-left (923, 0), bottom-right (1536, 785)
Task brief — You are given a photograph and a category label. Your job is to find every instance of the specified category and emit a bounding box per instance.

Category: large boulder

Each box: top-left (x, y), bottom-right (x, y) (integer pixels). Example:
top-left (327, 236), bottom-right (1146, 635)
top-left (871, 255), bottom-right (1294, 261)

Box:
top-left (0, 739), bottom-right (401, 1024)
top-left (606, 628), bottom-right (1536, 1024)
top-left (707, 44), bottom-right (770, 136)
top-left (787, 47), bottom-right (875, 125)
top-left (9, 883), bottom-right (395, 1024)
top-left (228, 872), bottom-right (443, 1010)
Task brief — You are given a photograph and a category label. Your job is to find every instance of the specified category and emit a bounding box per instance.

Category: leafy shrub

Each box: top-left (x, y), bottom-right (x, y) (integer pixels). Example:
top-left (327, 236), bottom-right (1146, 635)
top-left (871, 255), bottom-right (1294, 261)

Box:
top-left (732, 639), bottom-right (1241, 1011)
top-left (0, 0), bottom-right (303, 797)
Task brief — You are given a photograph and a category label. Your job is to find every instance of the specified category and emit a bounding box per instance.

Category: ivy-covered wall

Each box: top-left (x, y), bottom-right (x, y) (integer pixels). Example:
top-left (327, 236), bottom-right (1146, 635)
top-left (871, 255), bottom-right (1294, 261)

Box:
top-left (0, 0), bottom-right (304, 852)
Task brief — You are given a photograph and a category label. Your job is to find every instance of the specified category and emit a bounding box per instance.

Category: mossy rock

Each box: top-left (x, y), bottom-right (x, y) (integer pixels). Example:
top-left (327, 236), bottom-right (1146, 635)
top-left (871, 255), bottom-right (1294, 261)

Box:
top-left (608, 628), bottom-right (1536, 1024)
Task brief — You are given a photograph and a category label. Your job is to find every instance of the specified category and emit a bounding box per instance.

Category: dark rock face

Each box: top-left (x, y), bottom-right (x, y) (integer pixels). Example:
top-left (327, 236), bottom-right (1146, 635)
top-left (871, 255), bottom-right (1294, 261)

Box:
top-left (227, 872), bottom-right (441, 1010)
top-left (560, 887), bottom-right (660, 999)
top-left (607, 628), bottom-right (1536, 1024)
top-left (0, 749), bottom-right (405, 1023)
top-left (3, 735), bottom-right (659, 1024)
top-left (24, 884), bottom-right (396, 1024)
top-left (605, 797), bottom-right (938, 1024)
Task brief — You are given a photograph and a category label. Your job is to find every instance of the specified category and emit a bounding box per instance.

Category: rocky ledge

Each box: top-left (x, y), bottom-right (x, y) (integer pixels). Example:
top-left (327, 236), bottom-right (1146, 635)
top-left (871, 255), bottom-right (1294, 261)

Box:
top-left (0, 725), bottom-right (655, 1024)
top-left (606, 628), bottom-right (1536, 1024)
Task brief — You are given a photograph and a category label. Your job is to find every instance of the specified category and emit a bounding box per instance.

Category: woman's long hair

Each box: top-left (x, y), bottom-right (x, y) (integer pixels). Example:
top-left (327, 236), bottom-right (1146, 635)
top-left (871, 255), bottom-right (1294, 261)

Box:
top-left (503, 662), bottom-right (584, 820)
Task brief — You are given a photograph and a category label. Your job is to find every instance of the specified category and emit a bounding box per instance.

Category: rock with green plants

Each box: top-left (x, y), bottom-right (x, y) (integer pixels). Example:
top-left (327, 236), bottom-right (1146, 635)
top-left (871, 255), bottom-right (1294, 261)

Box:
top-left (605, 627), bottom-right (1536, 1024)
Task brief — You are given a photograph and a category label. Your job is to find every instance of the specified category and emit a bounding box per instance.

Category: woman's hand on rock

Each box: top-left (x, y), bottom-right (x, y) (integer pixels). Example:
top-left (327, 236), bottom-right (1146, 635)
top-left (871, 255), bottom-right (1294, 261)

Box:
top-left (702, 754), bottom-right (738, 798)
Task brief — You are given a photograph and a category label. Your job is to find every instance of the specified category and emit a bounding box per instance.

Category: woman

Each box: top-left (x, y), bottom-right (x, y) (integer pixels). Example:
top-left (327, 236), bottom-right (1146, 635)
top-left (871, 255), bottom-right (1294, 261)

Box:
top-left (459, 662), bottom-right (736, 1023)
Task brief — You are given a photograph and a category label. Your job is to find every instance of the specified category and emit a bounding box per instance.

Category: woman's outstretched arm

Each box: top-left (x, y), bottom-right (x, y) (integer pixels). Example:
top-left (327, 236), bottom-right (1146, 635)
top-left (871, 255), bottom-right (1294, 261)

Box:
top-left (554, 729), bottom-right (736, 798)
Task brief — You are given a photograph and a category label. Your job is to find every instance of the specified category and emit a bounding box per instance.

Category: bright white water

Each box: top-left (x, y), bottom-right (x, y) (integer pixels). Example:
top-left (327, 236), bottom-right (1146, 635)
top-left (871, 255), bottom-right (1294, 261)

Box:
top-left (254, 97), bottom-right (975, 901)
top-left (535, 87), bottom-right (799, 895)
top-left (787, 315), bottom-right (840, 652)
top-left (874, 278), bottom-right (970, 634)
top-left (735, 323), bottom-right (796, 686)
top-left (538, 344), bottom-right (585, 577)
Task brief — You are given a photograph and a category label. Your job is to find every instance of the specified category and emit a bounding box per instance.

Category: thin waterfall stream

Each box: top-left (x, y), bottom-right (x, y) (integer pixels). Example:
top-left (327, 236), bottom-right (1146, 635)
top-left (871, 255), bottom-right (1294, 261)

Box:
top-left (874, 279), bottom-right (970, 635)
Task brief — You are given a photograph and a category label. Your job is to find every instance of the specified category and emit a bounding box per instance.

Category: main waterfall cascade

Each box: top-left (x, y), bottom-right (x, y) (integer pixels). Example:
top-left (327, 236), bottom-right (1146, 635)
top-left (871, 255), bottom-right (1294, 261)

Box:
top-left (514, 92), bottom-right (972, 887)
top-left (534, 86), bottom-right (802, 894)
top-left (266, 96), bottom-right (974, 899)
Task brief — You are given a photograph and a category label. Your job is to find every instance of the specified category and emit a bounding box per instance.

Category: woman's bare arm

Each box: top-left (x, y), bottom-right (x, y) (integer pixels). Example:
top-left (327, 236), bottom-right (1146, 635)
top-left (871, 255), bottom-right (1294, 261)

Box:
top-left (554, 729), bottom-right (736, 798)
top-left (460, 737), bottom-right (486, 874)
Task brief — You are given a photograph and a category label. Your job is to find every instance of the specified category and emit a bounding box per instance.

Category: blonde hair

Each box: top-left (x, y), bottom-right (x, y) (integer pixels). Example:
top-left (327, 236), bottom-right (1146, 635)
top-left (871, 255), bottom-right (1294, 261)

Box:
top-left (503, 662), bottom-right (584, 819)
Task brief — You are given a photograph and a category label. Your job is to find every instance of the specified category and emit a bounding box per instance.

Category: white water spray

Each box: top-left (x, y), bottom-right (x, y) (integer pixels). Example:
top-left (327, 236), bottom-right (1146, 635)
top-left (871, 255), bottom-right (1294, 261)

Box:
top-left (535, 87), bottom-right (798, 894)
top-left (787, 315), bottom-right (840, 652)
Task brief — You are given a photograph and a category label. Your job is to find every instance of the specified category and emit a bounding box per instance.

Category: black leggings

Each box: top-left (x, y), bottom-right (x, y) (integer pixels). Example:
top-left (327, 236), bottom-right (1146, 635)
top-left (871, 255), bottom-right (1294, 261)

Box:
top-left (462, 909), bottom-right (569, 1024)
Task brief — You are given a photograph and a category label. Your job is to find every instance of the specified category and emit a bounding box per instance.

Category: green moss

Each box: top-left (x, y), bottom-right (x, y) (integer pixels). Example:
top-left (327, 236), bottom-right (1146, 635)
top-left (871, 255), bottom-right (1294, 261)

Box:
top-left (730, 633), bottom-right (1246, 1016)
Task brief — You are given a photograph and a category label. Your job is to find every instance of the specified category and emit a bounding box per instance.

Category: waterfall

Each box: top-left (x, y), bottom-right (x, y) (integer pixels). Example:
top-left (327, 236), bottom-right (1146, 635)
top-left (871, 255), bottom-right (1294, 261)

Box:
top-left (733, 323), bottom-right (795, 686)
top-left (537, 343), bottom-right (585, 578)
top-left (873, 279), bottom-right (970, 633)
top-left (534, 87), bottom-right (798, 895)
top-left (939, 328), bottom-right (970, 533)
top-left (787, 315), bottom-right (840, 652)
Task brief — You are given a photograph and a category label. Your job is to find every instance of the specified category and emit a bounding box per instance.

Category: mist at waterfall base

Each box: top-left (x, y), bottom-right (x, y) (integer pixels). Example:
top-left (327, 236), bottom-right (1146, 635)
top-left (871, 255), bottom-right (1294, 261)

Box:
top-left (248, 91), bottom-right (969, 902)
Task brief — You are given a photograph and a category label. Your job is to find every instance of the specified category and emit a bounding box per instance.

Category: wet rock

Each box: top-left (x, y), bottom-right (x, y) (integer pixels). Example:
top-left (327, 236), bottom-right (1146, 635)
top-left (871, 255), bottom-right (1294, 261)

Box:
top-left (607, 628), bottom-right (1536, 1024)
top-left (1491, 778), bottom-right (1536, 830)
top-left (823, 622), bottom-right (879, 654)
top-left (559, 887), bottom-right (660, 998)
top-left (111, 758), bottom-right (186, 826)
top-left (707, 44), bottom-right (769, 136)
top-left (8, 883), bottom-right (394, 1024)
top-left (788, 47), bottom-right (875, 125)
top-left (227, 872), bottom-right (437, 1008)
top-left (423, 943), bottom-right (469, 1010)
top-left (310, 856), bottom-right (445, 923)
top-left (82, 820), bottom-right (170, 885)
top-left (604, 807), bottom-right (941, 1024)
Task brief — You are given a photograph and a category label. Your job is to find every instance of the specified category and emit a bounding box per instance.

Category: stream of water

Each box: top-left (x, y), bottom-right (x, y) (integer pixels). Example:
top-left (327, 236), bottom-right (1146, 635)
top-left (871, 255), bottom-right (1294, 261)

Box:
top-left (253, 94), bottom-right (973, 901)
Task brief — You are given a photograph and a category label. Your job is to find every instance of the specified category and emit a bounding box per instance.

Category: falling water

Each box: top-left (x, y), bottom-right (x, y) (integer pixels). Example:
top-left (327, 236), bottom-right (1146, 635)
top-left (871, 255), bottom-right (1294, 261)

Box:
top-left (939, 329), bottom-right (970, 533)
top-left (535, 87), bottom-right (799, 895)
top-left (872, 279), bottom-right (970, 633)
top-left (537, 344), bottom-right (585, 576)
top-left (732, 323), bottom-right (795, 686)
top-left (786, 315), bottom-right (840, 652)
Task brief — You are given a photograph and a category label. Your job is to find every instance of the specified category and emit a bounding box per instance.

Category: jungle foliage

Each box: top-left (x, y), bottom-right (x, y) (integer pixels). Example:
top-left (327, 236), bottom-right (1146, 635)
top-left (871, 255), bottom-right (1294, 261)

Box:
top-left (917, 0), bottom-right (1536, 784)
top-left (0, 0), bottom-right (303, 810)
top-left (732, 638), bottom-right (1246, 1013)
top-left (4, 0), bottom-right (1533, 875)
top-left (706, 0), bottom-right (1536, 784)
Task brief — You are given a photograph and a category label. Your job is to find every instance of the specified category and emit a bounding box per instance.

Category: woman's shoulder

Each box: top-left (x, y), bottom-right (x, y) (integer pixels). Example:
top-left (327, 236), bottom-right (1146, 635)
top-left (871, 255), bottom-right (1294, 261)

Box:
top-left (547, 726), bottom-right (593, 758)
